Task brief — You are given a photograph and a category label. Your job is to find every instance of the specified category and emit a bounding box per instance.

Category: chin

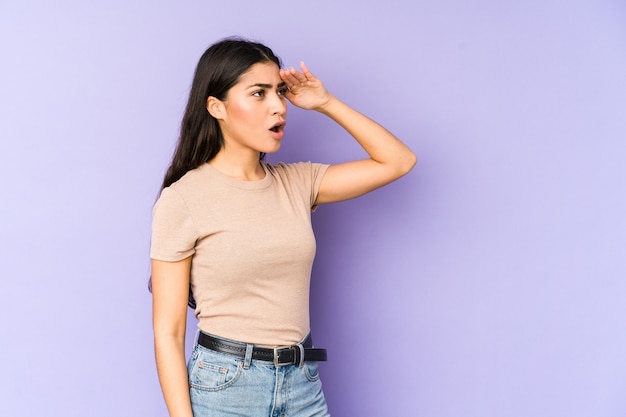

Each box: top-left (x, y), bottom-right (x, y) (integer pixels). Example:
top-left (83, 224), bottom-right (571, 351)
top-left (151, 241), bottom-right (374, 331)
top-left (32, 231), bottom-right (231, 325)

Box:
top-left (261, 142), bottom-right (282, 154)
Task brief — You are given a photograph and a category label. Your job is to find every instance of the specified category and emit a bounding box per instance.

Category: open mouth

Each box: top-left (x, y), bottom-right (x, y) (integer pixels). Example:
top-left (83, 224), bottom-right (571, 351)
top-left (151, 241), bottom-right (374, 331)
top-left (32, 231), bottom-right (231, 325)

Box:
top-left (269, 122), bottom-right (285, 133)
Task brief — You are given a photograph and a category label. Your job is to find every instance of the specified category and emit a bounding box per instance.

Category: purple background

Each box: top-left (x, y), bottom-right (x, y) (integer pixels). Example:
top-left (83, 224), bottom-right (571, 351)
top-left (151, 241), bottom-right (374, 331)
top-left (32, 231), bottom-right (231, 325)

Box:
top-left (1, 1), bottom-right (625, 416)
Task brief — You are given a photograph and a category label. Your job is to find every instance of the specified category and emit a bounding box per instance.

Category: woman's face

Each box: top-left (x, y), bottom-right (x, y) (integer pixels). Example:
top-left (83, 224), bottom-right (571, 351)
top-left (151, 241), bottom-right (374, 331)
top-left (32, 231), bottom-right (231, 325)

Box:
top-left (212, 61), bottom-right (288, 156)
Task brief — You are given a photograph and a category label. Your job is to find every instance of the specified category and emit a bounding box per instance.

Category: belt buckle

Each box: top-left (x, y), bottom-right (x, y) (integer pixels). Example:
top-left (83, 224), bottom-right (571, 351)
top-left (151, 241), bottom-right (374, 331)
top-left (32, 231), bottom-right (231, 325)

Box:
top-left (273, 346), bottom-right (296, 367)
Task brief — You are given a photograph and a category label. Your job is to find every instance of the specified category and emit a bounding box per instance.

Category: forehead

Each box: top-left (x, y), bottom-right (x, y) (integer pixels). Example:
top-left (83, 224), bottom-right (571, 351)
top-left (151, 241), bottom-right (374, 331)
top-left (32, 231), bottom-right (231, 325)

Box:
top-left (236, 62), bottom-right (281, 88)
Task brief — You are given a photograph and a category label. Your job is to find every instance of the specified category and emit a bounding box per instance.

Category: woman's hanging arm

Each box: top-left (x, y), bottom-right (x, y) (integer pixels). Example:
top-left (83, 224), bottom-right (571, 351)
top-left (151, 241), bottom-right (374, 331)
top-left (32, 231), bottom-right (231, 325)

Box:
top-left (152, 257), bottom-right (194, 417)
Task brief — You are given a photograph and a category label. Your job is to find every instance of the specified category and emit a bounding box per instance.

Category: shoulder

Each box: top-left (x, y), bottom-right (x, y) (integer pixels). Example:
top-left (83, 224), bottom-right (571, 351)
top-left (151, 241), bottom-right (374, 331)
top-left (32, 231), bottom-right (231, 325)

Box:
top-left (154, 165), bottom-right (215, 215)
top-left (266, 161), bottom-right (308, 174)
top-left (167, 164), bottom-right (211, 194)
top-left (264, 162), bottom-right (330, 207)
top-left (265, 161), bottom-right (329, 181)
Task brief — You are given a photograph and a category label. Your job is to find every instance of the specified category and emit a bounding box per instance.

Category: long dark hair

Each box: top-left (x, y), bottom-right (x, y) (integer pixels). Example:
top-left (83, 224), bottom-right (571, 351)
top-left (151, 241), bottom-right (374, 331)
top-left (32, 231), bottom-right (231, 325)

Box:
top-left (150, 37), bottom-right (282, 308)
top-left (162, 37), bottom-right (282, 190)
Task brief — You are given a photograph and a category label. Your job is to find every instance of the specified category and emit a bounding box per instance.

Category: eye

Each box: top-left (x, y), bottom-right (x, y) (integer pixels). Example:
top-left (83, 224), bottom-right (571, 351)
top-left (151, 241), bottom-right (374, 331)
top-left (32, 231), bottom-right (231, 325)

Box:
top-left (252, 89), bottom-right (265, 97)
top-left (277, 87), bottom-right (289, 97)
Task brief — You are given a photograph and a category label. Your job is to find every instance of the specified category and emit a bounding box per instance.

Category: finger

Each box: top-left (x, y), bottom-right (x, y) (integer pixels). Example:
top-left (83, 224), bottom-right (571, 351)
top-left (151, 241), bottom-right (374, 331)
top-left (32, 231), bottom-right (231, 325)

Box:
top-left (279, 69), bottom-right (299, 89)
top-left (288, 66), bottom-right (309, 84)
top-left (280, 67), bottom-right (300, 82)
top-left (300, 61), bottom-right (316, 80)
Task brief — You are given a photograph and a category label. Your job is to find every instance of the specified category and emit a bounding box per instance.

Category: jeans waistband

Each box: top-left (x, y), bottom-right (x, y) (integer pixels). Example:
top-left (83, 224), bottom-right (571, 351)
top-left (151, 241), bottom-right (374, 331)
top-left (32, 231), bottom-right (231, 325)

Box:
top-left (197, 332), bottom-right (327, 366)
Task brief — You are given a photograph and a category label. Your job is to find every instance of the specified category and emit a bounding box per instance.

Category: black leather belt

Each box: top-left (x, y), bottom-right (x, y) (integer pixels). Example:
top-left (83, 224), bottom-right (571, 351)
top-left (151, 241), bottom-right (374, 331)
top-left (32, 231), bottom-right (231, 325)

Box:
top-left (197, 332), bottom-right (327, 366)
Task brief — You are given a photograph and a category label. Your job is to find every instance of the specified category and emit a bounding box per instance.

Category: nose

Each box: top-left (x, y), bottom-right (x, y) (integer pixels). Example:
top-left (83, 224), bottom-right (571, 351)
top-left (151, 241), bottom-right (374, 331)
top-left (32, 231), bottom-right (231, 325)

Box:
top-left (270, 92), bottom-right (287, 116)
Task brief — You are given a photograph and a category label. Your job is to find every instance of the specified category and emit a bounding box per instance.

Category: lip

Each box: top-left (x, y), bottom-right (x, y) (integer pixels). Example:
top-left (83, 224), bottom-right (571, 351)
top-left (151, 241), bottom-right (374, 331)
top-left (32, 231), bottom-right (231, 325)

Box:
top-left (268, 121), bottom-right (286, 140)
top-left (268, 120), bottom-right (286, 130)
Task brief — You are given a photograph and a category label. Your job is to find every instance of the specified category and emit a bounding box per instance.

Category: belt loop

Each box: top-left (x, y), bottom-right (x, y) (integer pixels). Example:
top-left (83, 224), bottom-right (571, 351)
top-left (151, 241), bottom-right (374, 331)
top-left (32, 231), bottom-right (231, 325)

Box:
top-left (297, 343), bottom-right (305, 368)
top-left (243, 343), bottom-right (254, 369)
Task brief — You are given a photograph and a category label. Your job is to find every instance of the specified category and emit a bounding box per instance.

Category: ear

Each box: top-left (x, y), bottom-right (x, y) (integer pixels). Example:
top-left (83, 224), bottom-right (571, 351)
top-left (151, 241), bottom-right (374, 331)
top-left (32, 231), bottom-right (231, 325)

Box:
top-left (206, 96), bottom-right (225, 119)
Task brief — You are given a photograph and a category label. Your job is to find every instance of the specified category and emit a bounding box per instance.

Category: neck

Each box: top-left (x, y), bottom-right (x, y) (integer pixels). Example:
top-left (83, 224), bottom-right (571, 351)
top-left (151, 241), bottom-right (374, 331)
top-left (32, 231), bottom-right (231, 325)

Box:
top-left (208, 149), bottom-right (265, 181)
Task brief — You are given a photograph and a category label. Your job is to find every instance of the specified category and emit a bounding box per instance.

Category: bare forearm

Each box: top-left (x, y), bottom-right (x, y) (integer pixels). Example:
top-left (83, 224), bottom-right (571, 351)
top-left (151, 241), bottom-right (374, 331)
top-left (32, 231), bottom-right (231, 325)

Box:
top-left (155, 335), bottom-right (193, 417)
top-left (317, 95), bottom-right (417, 175)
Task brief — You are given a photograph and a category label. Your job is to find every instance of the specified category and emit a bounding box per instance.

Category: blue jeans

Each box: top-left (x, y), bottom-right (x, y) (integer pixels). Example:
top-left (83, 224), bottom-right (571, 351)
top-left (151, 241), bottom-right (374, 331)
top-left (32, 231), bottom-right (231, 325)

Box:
top-left (187, 339), bottom-right (330, 416)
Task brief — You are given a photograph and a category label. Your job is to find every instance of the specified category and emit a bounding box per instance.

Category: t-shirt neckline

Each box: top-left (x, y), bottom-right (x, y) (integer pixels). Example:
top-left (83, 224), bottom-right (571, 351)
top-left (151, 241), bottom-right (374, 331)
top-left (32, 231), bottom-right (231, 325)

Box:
top-left (202, 162), bottom-right (274, 190)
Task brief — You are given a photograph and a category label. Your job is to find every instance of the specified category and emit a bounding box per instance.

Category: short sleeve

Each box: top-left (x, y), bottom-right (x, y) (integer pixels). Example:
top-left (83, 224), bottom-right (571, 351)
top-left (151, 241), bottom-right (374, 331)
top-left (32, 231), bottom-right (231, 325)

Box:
top-left (308, 162), bottom-right (330, 210)
top-left (272, 161), bottom-right (330, 210)
top-left (150, 187), bottom-right (198, 261)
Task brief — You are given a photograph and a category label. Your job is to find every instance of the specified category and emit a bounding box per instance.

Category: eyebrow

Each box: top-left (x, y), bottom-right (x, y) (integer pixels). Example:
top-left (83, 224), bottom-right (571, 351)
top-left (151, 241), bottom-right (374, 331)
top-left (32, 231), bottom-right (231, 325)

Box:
top-left (247, 82), bottom-right (286, 89)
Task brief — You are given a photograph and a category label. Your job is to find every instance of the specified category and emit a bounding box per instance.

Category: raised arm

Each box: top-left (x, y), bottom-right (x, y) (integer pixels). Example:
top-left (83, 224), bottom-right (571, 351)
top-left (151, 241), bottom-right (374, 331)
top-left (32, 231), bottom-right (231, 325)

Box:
top-left (152, 257), bottom-right (194, 417)
top-left (279, 62), bottom-right (417, 205)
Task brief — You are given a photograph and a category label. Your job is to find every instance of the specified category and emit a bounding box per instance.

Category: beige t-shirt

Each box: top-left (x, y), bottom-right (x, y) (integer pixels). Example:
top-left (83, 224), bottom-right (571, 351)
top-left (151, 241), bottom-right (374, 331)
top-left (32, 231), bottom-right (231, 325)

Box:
top-left (150, 161), bottom-right (329, 346)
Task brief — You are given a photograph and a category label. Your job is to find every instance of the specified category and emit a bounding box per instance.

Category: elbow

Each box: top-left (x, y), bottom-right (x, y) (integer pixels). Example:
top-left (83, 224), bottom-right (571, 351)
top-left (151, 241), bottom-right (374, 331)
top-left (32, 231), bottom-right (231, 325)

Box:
top-left (398, 150), bottom-right (417, 177)
top-left (153, 329), bottom-right (186, 358)
top-left (408, 151), bottom-right (418, 171)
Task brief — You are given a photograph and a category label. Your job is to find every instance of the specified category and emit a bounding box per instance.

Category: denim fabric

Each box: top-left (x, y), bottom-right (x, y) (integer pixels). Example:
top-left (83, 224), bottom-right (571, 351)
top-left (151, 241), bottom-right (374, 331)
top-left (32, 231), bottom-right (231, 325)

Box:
top-left (188, 342), bottom-right (330, 417)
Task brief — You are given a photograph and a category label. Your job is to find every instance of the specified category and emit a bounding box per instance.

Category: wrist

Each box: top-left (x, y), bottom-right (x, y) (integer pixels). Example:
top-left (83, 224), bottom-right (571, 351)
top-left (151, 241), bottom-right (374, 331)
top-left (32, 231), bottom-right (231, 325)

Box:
top-left (315, 93), bottom-right (337, 114)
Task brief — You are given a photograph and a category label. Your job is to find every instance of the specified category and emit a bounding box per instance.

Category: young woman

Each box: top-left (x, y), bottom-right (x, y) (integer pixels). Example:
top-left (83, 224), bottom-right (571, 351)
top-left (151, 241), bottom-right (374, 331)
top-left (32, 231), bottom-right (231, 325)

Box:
top-left (150, 38), bottom-right (416, 417)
